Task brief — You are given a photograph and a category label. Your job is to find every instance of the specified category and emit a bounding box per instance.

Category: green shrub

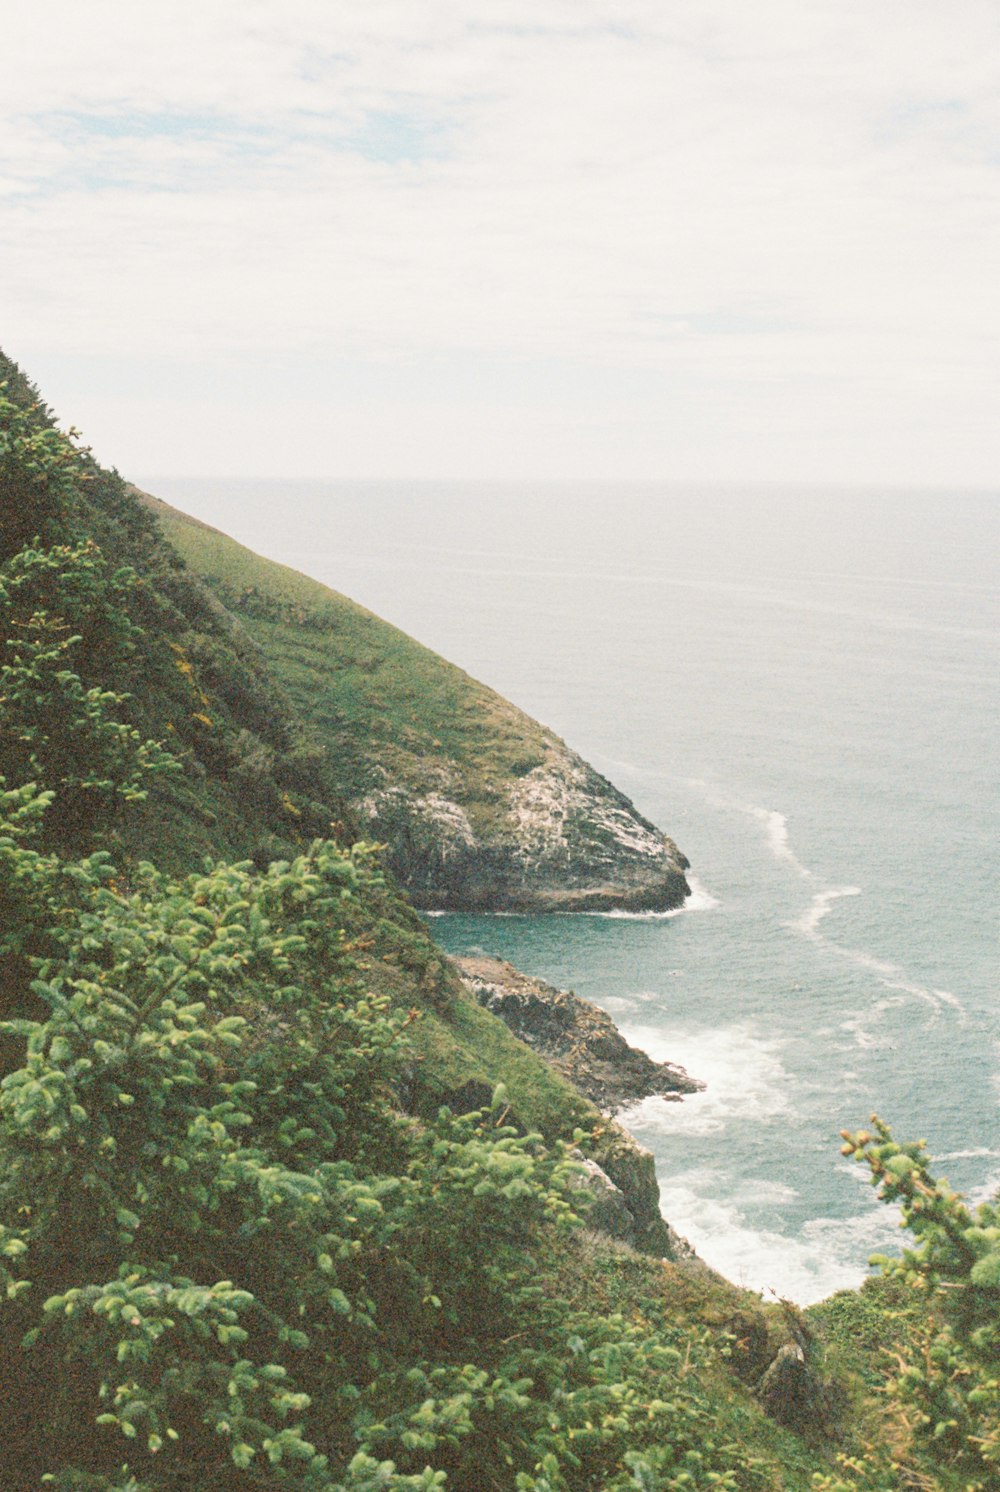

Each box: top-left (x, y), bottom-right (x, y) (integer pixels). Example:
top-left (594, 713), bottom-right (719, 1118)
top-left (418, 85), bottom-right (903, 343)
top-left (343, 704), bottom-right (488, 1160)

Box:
top-left (819, 1118), bottom-right (1000, 1489)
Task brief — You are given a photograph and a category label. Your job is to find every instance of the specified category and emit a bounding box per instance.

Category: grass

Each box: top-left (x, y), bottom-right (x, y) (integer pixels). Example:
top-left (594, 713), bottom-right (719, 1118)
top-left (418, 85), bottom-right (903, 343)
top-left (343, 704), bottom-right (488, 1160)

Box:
top-left (146, 494), bottom-right (556, 806)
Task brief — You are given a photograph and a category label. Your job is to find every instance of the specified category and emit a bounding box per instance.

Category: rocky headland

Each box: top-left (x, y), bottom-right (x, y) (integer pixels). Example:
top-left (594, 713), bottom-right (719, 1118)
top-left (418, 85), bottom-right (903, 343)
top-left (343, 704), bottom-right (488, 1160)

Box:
top-left (143, 492), bottom-right (692, 914)
top-left (454, 955), bottom-right (702, 1112)
top-left (363, 750), bottom-right (691, 913)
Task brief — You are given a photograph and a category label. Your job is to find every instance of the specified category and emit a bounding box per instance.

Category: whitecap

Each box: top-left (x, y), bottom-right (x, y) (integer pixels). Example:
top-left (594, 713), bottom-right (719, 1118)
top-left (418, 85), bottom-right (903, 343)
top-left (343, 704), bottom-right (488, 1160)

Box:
top-left (725, 796), bottom-right (960, 1019)
top-left (819, 939), bottom-right (963, 1019)
top-left (685, 874), bottom-right (720, 911)
top-left (747, 805), bottom-right (811, 876)
top-left (749, 816), bottom-right (968, 1019)
top-left (704, 795), bottom-right (813, 880)
top-left (968, 1164), bottom-right (1000, 1210)
top-left (656, 1166), bottom-right (900, 1304)
top-left (792, 885), bottom-right (862, 936)
top-left (618, 1022), bottom-right (793, 1136)
top-left (840, 996), bottom-right (907, 1050)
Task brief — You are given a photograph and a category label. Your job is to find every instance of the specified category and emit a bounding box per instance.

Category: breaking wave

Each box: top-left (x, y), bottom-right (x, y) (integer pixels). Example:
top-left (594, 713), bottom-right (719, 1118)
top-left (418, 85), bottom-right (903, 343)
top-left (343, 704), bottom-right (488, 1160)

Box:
top-left (586, 874), bottom-right (720, 919)
top-left (618, 1022), bottom-right (794, 1137)
top-left (655, 1167), bottom-right (899, 1303)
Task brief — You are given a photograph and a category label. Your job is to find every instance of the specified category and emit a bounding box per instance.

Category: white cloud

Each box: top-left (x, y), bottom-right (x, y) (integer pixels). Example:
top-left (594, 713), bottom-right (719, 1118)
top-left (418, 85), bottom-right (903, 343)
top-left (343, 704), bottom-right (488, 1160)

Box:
top-left (2, 1), bottom-right (999, 480)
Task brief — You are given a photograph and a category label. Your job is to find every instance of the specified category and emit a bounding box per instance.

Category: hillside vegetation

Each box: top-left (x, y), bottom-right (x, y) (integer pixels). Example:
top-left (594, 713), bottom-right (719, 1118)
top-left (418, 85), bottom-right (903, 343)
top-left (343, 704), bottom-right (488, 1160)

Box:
top-left (2, 353), bottom-right (998, 1491)
top-left (142, 492), bottom-right (690, 913)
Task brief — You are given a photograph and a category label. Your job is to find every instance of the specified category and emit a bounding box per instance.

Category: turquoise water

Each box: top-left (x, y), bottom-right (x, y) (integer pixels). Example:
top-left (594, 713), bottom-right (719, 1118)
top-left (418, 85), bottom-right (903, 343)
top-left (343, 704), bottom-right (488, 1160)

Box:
top-left (151, 479), bottom-right (999, 1303)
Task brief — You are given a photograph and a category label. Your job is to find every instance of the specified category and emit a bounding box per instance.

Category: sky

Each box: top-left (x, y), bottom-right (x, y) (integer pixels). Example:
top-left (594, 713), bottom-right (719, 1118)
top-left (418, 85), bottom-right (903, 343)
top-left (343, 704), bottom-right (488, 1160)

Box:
top-left (2, 0), bottom-right (999, 485)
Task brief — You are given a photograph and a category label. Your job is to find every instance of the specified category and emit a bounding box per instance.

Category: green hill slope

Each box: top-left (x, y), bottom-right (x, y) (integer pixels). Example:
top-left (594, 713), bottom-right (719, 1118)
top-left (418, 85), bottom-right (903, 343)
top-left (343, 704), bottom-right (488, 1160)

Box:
top-left (141, 491), bottom-right (691, 913)
top-left (0, 356), bottom-right (663, 1163)
top-left (2, 352), bottom-right (978, 1492)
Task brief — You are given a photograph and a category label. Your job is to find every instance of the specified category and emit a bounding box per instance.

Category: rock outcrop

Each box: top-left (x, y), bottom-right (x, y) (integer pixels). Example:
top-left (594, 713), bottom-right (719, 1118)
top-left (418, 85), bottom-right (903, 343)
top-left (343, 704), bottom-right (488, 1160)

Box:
top-left (589, 1118), bottom-right (695, 1257)
top-left (453, 955), bottom-right (702, 1256)
top-left (454, 956), bottom-right (702, 1113)
top-left (363, 752), bottom-right (691, 914)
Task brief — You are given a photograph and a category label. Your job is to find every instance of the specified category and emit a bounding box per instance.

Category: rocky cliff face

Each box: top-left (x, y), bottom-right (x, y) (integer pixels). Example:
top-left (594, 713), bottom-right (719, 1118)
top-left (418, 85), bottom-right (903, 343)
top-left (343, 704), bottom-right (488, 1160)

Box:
top-left (454, 956), bottom-right (702, 1111)
top-left (454, 955), bottom-right (702, 1256)
top-left (362, 749), bottom-right (691, 913)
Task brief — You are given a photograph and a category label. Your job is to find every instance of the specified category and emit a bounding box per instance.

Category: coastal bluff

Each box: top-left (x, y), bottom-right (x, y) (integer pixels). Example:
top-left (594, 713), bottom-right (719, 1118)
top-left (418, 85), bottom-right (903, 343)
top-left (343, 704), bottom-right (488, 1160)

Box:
top-left (144, 491), bottom-right (691, 913)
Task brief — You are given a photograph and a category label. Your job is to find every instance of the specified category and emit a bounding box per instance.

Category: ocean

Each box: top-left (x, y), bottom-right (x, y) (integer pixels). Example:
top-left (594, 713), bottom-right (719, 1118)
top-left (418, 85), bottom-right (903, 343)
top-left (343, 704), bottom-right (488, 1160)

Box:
top-left (149, 479), bottom-right (999, 1304)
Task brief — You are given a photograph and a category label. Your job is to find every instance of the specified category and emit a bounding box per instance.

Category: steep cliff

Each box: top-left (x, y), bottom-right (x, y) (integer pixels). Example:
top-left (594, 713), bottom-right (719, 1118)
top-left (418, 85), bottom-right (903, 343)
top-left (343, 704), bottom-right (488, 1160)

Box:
top-left (143, 492), bottom-right (691, 913)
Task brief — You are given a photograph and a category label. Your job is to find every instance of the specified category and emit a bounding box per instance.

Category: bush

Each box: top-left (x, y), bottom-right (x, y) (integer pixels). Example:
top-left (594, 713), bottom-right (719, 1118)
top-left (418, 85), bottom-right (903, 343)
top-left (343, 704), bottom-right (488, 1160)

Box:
top-left (825, 1118), bottom-right (1000, 1488)
top-left (0, 538), bottom-right (178, 846)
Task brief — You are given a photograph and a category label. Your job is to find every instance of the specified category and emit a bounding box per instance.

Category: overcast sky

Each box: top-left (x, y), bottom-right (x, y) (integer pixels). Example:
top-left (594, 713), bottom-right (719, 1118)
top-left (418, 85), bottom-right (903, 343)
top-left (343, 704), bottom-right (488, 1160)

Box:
top-left (2, 1), bottom-right (999, 485)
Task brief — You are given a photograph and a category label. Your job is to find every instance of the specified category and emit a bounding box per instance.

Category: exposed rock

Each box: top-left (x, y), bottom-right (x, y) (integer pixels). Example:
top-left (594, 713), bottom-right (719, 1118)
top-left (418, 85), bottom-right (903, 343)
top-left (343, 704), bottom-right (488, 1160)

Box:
top-left (360, 750), bottom-right (690, 914)
top-left (571, 1158), bottom-right (636, 1243)
top-left (593, 1121), bottom-right (679, 1256)
top-left (757, 1344), bottom-right (831, 1434)
top-left (453, 956), bottom-right (702, 1114)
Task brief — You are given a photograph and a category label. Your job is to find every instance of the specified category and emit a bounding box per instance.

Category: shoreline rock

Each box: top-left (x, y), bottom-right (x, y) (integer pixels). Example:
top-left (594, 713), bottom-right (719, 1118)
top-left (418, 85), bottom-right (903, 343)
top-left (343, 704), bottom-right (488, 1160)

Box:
top-left (452, 954), bottom-right (703, 1257)
top-left (363, 753), bottom-right (691, 914)
top-left (453, 955), bottom-right (703, 1113)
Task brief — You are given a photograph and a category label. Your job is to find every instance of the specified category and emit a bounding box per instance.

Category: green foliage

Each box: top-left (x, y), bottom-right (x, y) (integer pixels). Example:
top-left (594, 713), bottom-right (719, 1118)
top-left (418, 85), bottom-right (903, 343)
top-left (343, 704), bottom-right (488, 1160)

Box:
top-left (0, 378), bottom-right (86, 556)
top-left (0, 797), bottom-right (542, 1485)
top-left (0, 771), bottom-right (817, 1489)
top-left (1, 538), bottom-right (179, 843)
top-left (817, 1117), bottom-right (1000, 1490)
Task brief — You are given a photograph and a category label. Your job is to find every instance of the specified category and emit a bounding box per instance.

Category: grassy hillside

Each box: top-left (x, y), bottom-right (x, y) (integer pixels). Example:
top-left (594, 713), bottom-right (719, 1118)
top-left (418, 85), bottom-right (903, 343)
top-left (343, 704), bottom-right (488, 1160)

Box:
top-left (141, 492), bottom-right (691, 912)
top-left (141, 491), bottom-right (553, 804)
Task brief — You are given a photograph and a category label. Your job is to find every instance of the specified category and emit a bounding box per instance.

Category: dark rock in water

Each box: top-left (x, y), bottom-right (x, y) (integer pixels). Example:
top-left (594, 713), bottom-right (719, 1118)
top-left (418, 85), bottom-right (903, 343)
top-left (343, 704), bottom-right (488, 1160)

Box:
top-left (453, 956), bottom-right (703, 1114)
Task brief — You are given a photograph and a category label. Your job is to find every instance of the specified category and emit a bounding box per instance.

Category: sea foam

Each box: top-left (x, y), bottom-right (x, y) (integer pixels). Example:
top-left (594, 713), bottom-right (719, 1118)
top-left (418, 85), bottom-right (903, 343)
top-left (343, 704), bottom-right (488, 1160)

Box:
top-left (586, 873), bottom-right (720, 919)
top-left (618, 1022), bottom-right (793, 1137)
top-left (748, 805), bottom-right (811, 877)
top-left (736, 799), bottom-right (964, 1019)
top-left (654, 1162), bottom-right (899, 1304)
